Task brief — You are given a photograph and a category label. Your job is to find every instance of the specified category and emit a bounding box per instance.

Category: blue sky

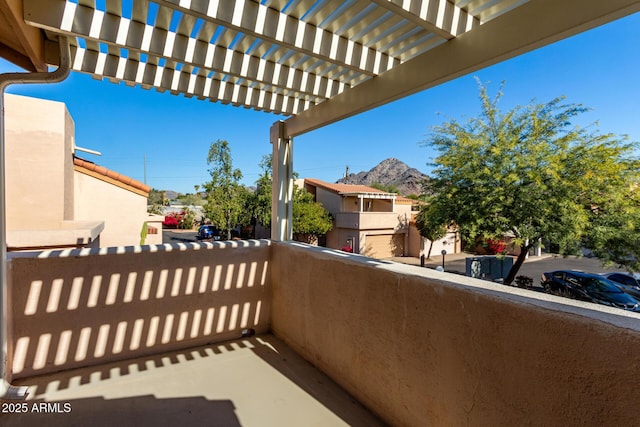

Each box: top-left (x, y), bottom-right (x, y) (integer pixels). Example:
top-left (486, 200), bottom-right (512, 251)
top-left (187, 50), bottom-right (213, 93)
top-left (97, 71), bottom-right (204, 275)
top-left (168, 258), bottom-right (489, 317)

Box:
top-left (2, 12), bottom-right (639, 194)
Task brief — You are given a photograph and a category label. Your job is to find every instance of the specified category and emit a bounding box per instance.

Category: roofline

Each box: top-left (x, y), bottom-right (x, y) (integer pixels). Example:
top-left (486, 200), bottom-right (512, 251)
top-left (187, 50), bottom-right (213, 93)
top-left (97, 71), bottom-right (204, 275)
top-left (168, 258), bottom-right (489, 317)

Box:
top-left (73, 157), bottom-right (150, 197)
top-left (304, 178), bottom-right (396, 198)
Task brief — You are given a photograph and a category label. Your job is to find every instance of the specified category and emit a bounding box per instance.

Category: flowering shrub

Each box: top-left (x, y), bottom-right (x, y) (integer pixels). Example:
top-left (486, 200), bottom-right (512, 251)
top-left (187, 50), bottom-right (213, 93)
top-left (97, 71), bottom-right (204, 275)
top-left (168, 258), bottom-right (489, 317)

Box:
top-left (162, 214), bottom-right (180, 228)
top-left (485, 239), bottom-right (506, 255)
top-left (162, 209), bottom-right (196, 229)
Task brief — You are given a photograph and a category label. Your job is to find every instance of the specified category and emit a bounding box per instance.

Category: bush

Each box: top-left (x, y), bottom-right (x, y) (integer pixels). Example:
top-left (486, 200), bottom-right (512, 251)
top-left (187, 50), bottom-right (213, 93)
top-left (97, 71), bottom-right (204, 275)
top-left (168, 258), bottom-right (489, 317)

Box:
top-left (162, 215), bottom-right (179, 228)
top-left (179, 208), bottom-right (196, 230)
top-left (485, 239), bottom-right (506, 255)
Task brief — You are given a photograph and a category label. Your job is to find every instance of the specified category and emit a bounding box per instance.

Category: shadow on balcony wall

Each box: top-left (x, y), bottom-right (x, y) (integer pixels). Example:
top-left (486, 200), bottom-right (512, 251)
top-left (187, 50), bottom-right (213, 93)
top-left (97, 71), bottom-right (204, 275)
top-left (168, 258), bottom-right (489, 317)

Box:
top-left (271, 241), bottom-right (640, 427)
top-left (6, 334), bottom-right (384, 426)
top-left (13, 338), bottom-right (256, 396)
top-left (7, 240), bottom-right (272, 379)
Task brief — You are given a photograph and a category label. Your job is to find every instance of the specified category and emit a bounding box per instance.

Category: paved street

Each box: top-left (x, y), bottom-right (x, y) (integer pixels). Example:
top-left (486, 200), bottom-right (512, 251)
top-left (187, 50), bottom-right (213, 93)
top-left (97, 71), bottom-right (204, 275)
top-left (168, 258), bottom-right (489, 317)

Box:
top-left (163, 229), bottom-right (198, 244)
top-left (161, 230), bottom-right (621, 290)
top-left (389, 252), bottom-right (617, 289)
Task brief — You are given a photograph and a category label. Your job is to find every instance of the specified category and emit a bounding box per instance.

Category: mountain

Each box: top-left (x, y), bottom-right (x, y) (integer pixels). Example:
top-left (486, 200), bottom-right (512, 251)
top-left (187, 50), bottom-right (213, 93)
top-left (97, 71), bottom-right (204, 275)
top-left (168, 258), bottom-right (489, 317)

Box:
top-left (336, 158), bottom-right (427, 196)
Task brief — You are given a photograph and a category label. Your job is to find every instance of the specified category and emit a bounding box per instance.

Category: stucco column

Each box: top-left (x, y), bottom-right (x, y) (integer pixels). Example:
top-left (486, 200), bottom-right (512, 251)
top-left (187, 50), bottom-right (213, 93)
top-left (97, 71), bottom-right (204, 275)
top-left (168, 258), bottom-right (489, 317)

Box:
top-left (270, 121), bottom-right (293, 241)
top-left (0, 36), bottom-right (70, 399)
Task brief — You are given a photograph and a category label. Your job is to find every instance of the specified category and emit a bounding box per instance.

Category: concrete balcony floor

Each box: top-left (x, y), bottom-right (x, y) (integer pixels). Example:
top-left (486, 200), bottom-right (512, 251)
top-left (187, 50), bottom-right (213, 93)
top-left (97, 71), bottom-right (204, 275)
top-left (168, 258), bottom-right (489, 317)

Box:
top-left (1, 334), bottom-right (384, 427)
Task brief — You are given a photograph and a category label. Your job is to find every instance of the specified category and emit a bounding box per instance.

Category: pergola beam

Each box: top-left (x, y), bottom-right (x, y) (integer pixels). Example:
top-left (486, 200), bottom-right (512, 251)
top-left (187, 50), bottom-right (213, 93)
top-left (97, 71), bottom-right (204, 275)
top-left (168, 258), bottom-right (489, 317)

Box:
top-left (153, 0), bottom-right (398, 77)
top-left (369, 0), bottom-right (479, 39)
top-left (284, 0), bottom-right (640, 137)
top-left (23, 0), bottom-right (367, 115)
top-left (0, 0), bottom-right (45, 72)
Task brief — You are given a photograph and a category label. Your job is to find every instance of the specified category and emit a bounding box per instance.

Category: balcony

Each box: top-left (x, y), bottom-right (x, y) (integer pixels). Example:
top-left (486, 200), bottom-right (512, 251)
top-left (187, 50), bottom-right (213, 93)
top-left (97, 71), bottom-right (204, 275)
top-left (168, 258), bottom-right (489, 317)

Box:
top-left (1, 240), bottom-right (639, 426)
top-left (335, 212), bottom-right (405, 231)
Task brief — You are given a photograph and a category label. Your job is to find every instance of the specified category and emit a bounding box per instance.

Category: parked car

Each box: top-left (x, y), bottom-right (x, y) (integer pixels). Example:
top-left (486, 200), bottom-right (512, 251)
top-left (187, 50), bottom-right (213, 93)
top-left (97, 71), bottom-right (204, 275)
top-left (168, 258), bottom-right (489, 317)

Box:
top-left (601, 272), bottom-right (640, 300)
top-left (196, 225), bottom-right (221, 241)
top-left (541, 270), bottom-right (640, 312)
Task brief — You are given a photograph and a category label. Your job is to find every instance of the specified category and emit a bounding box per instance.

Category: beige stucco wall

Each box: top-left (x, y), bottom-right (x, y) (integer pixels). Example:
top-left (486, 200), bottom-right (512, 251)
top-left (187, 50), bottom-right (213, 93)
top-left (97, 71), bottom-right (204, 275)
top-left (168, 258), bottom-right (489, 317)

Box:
top-left (144, 214), bottom-right (164, 246)
top-left (74, 171), bottom-right (149, 248)
top-left (409, 225), bottom-right (461, 258)
top-left (270, 242), bottom-right (640, 427)
top-left (326, 228), bottom-right (359, 252)
top-left (370, 198), bottom-right (393, 212)
top-left (4, 94), bottom-right (74, 229)
top-left (314, 187), bottom-right (341, 213)
top-left (408, 223), bottom-right (421, 256)
top-left (7, 240), bottom-right (272, 379)
top-left (5, 94), bottom-right (152, 249)
top-left (394, 202), bottom-right (412, 216)
top-left (8, 241), bottom-right (640, 425)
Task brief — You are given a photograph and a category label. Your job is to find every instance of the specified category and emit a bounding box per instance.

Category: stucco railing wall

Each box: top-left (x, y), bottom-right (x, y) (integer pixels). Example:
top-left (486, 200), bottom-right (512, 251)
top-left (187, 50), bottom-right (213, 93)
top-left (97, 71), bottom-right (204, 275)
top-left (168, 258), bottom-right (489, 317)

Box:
top-left (335, 212), bottom-right (402, 230)
top-left (270, 242), bottom-right (640, 427)
top-left (7, 240), bottom-right (271, 379)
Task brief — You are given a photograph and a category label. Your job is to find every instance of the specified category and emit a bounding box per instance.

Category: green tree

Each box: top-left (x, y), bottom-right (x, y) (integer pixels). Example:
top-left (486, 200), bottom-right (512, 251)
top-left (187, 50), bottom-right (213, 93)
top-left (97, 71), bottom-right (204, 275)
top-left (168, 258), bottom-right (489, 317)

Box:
top-left (421, 81), bottom-right (640, 285)
top-left (252, 154), bottom-right (273, 228)
top-left (148, 188), bottom-right (164, 205)
top-left (415, 197), bottom-right (447, 260)
top-left (370, 182), bottom-right (400, 194)
top-left (292, 186), bottom-right (333, 243)
top-left (248, 154), bottom-right (333, 242)
top-left (204, 140), bottom-right (246, 240)
top-left (175, 193), bottom-right (204, 206)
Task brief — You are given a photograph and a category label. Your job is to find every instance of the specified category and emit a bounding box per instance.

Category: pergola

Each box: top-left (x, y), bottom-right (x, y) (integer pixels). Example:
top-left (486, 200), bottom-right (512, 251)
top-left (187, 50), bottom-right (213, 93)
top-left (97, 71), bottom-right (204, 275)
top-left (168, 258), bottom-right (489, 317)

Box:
top-left (0, 0), bottom-right (639, 397)
top-left (2, 0), bottom-right (640, 239)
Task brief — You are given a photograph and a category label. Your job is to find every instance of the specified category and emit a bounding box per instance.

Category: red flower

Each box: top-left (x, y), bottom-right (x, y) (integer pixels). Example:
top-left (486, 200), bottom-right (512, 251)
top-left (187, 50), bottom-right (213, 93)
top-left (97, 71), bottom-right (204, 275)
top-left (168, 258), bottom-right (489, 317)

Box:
top-left (486, 239), bottom-right (506, 255)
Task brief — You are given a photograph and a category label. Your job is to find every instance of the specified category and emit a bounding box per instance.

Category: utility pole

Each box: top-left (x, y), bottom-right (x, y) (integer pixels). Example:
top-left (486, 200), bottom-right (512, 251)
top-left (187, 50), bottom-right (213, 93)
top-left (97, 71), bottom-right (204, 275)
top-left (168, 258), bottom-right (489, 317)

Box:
top-left (344, 165), bottom-right (349, 183)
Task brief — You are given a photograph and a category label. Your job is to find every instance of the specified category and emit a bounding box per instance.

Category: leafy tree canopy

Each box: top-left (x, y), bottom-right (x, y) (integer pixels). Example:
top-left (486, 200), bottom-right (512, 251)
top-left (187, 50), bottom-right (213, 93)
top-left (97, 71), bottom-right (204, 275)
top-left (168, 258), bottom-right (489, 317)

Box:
top-left (175, 193), bottom-right (205, 206)
top-left (292, 186), bottom-right (333, 242)
top-left (370, 182), bottom-right (400, 194)
top-left (415, 195), bottom-right (447, 259)
top-left (251, 154), bottom-right (273, 228)
top-left (420, 80), bottom-right (640, 284)
top-left (148, 188), bottom-right (165, 206)
top-left (204, 139), bottom-right (248, 239)
top-left (248, 154), bottom-right (333, 242)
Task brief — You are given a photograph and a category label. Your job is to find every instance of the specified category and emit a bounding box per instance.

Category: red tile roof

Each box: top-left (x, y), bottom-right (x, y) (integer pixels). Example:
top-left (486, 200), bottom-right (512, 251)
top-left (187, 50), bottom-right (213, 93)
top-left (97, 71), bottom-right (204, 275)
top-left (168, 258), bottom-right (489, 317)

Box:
top-left (304, 178), bottom-right (393, 195)
top-left (395, 196), bottom-right (415, 204)
top-left (74, 157), bottom-right (151, 195)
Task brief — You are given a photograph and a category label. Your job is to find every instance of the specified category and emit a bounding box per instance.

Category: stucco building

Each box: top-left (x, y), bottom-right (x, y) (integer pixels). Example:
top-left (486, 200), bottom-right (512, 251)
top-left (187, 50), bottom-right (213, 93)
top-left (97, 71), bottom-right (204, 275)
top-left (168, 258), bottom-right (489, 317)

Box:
top-left (4, 93), bottom-right (162, 250)
top-left (303, 178), bottom-right (461, 258)
top-left (302, 178), bottom-right (412, 257)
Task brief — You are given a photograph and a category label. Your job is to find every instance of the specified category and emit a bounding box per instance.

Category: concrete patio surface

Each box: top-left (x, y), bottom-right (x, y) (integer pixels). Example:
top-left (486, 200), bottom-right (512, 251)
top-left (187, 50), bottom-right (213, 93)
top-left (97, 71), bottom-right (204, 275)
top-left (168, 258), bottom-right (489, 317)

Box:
top-left (0, 334), bottom-right (385, 427)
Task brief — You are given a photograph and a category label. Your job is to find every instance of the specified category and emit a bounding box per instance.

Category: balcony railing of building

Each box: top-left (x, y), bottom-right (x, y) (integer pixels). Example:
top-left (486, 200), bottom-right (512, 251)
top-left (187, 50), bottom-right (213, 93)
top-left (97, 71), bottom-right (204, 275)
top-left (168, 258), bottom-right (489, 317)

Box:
top-left (4, 240), bottom-right (640, 426)
top-left (335, 212), bottom-right (407, 231)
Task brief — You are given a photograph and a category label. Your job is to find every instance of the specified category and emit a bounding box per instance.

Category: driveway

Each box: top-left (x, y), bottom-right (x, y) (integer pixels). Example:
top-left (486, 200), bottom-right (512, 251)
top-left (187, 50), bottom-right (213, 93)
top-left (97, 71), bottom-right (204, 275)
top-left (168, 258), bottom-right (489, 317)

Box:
top-left (389, 252), bottom-right (618, 289)
top-left (163, 229), bottom-right (197, 244)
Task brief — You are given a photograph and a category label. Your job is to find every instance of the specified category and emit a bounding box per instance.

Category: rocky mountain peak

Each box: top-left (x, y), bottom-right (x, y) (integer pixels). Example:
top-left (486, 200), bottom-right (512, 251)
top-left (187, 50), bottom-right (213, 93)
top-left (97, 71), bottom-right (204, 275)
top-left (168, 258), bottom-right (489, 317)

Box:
top-left (336, 158), bottom-right (427, 196)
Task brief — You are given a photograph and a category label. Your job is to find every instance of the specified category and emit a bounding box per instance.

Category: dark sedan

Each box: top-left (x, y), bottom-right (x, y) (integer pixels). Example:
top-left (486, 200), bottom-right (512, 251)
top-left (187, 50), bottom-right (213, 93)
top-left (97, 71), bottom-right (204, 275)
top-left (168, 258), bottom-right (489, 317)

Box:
top-left (602, 272), bottom-right (640, 300)
top-left (541, 270), bottom-right (640, 312)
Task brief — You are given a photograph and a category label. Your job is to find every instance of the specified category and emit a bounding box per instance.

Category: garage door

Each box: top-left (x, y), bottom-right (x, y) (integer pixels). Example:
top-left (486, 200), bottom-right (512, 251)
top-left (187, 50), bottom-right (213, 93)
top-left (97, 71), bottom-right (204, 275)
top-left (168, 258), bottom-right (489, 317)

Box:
top-left (364, 234), bottom-right (404, 258)
top-left (426, 232), bottom-right (458, 256)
